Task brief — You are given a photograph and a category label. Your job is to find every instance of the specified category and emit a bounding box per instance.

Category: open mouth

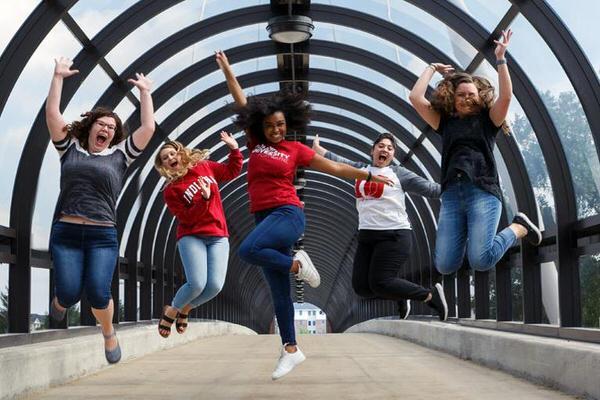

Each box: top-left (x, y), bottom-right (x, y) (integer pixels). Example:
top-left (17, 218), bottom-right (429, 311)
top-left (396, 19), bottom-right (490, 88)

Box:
top-left (169, 160), bottom-right (179, 169)
top-left (96, 134), bottom-right (108, 147)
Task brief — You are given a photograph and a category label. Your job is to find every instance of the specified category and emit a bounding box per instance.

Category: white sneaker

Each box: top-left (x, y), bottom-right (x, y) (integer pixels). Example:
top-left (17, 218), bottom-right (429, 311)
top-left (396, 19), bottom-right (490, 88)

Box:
top-left (294, 250), bottom-right (320, 288)
top-left (272, 345), bottom-right (306, 380)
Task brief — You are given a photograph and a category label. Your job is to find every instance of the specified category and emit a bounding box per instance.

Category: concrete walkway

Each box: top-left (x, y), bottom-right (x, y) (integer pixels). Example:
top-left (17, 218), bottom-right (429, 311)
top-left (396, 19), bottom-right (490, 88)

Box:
top-left (23, 333), bottom-right (576, 400)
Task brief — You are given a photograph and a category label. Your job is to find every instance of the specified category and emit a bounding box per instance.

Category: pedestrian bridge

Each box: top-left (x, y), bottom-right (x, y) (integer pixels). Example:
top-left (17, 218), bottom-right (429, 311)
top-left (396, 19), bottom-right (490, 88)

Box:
top-left (2, 318), bottom-right (598, 399)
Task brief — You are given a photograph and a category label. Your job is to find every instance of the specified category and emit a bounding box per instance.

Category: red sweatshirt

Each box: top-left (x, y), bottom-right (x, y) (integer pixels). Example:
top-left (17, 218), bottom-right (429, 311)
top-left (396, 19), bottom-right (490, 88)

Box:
top-left (163, 149), bottom-right (243, 240)
top-left (247, 140), bottom-right (315, 213)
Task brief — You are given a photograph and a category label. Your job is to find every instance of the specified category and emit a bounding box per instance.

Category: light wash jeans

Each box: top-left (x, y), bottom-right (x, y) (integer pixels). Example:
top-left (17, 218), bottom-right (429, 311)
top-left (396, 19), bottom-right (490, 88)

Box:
top-left (172, 235), bottom-right (229, 310)
top-left (435, 179), bottom-right (516, 274)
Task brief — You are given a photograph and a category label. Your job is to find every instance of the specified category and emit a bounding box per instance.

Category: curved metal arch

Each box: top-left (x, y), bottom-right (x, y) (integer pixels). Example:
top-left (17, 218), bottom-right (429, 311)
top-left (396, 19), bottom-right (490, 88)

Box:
top-left (146, 122), bottom-right (440, 275)
top-left (393, 0), bottom-right (578, 325)
top-left (126, 84), bottom-right (442, 266)
top-left (506, 0), bottom-right (600, 157)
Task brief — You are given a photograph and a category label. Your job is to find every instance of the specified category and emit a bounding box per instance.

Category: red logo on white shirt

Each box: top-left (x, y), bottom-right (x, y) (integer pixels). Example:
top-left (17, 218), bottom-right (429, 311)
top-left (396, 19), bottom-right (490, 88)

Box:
top-left (355, 180), bottom-right (385, 199)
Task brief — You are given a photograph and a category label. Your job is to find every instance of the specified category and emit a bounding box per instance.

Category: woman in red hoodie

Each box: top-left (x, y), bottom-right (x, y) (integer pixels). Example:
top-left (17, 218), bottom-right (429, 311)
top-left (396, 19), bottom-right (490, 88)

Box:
top-left (153, 131), bottom-right (242, 337)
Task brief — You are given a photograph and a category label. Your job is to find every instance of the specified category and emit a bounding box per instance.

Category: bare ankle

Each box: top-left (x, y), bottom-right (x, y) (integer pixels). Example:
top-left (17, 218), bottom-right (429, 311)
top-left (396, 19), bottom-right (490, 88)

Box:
top-left (509, 223), bottom-right (527, 238)
top-left (290, 260), bottom-right (300, 274)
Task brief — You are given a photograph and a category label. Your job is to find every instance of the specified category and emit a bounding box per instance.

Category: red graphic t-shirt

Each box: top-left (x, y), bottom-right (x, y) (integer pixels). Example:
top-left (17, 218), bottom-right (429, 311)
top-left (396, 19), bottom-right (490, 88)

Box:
top-left (247, 140), bottom-right (315, 213)
top-left (163, 149), bottom-right (243, 240)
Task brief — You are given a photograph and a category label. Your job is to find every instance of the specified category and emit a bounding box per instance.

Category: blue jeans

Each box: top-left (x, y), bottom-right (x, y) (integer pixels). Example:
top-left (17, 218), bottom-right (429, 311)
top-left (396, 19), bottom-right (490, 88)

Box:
top-left (50, 221), bottom-right (118, 309)
top-left (172, 236), bottom-right (229, 310)
top-left (435, 180), bottom-right (517, 274)
top-left (238, 205), bottom-right (305, 346)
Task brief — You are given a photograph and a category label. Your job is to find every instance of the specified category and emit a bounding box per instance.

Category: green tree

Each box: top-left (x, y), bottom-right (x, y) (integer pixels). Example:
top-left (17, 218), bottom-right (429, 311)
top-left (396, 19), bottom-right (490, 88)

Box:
top-left (512, 89), bottom-right (600, 327)
top-left (0, 286), bottom-right (7, 333)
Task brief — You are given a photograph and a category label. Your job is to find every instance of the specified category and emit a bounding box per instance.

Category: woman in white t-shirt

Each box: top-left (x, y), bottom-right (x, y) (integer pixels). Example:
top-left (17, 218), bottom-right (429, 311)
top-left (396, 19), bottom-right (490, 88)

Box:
top-left (313, 133), bottom-right (448, 321)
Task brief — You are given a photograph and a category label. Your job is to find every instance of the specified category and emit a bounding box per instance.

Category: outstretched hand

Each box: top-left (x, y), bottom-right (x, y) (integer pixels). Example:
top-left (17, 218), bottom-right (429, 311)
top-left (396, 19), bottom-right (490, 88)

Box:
top-left (215, 50), bottom-right (231, 71)
top-left (220, 130), bottom-right (238, 150)
top-left (371, 174), bottom-right (395, 187)
top-left (128, 72), bottom-right (153, 92)
top-left (53, 57), bottom-right (79, 78)
top-left (494, 29), bottom-right (513, 60)
top-left (430, 63), bottom-right (454, 77)
top-left (312, 134), bottom-right (327, 156)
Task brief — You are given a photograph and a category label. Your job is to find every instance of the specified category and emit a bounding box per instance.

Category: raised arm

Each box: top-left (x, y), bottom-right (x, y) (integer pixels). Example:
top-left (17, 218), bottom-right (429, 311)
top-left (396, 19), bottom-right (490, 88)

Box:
top-left (489, 29), bottom-right (513, 127)
top-left (215, 50), bottom-right (247, 107)
top-left (210, 131), bottom-right (243, 181)
top-left (128, 73), bottom-right (155, 151)
top-left (45, 57), bottom-right (79, 142)
top-left (312, 134), bottom-right (368, 169)
top-left (395, 166), bottom-right (441, 198)
top-left (408, 63), bottom-right (453, 131)
top-left (309, 154), bottom-right (393, 186)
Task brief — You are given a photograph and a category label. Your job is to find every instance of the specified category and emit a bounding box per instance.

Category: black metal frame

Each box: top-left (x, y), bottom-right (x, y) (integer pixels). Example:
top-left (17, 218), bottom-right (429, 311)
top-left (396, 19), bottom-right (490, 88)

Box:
top-left (0, 1), bottom-right (599, 341)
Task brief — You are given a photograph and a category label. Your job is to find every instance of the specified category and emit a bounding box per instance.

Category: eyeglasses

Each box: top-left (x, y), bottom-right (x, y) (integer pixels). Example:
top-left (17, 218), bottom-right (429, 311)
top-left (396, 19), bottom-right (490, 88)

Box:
top-left (95, 120), bottom-right (117, 131)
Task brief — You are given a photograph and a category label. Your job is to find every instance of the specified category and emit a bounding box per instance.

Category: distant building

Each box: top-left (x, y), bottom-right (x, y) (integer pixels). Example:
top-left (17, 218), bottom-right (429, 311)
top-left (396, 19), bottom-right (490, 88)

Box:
top-left (274, 303), bottom-right (327, 335)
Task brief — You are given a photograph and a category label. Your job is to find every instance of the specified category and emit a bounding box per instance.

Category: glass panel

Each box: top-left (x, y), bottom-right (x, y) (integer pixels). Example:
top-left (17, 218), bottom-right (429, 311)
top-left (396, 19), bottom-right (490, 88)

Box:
top-left (203, 0), bottom-right (266, 19)
top-left (0, 1), bottom-right (39, 53)
top-left (511, 264), bottom-right (523, 321)
top-left (545, 0), bottom-right (600, 80)
top-left (144, 24), bottom-right (264, 96)
top-left (68, 0), bottom-right (140, 39)
top-left (0, 263), bottom-right (7, 333)
top-left (105, 1), bottom-right (265, 75)
top-left (460, 0), bottom-right (511, 32)
top-left (313, 0), bottom-right (478, 69)
top-left (310, 82), bottom-right (415, 137)
top-left (489, 267), bottom-right (497, 319)
top-left (495, 147), bottom-right (517, 220)
top-left (0, 21), bottom-right (81, 226)
top-left (510, 14), bottom-right (600, 219)
top-left (154, 55), bottom-right (276, 124)
top-left (540, 261), bottom-right (559, 325)
top-left (31, 267), bottom-right (49, 329)
top-left (580, 254), bottom-right (600, 329)
top-left (474, 61), bottom-right (556, 230)
top-left (314, 22), bottom-right (428, 78)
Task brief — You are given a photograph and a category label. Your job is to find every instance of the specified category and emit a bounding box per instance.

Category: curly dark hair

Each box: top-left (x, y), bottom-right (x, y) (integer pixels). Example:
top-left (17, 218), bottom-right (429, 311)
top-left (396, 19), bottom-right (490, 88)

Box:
top-left (430, 72), bottom-right (509, 134)
top-left (65, 106), bottom-right (126, 150)
top-left (233, 90), bottom-right (311, 144)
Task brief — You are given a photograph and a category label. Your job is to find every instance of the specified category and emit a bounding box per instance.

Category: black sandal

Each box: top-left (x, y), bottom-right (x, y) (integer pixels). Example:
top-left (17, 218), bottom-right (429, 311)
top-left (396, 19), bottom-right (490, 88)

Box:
top-left (176, 313), bottom-right (188, 334)
top-left (158, 306), bottom-right (176, 338)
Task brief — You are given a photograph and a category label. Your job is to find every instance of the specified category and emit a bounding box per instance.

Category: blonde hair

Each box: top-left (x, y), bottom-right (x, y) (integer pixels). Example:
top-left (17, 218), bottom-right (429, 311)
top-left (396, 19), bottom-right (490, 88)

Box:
top-left (430, 72), bottom-right (510, 135)
top-left (154, 141), bottom-right (210, 183)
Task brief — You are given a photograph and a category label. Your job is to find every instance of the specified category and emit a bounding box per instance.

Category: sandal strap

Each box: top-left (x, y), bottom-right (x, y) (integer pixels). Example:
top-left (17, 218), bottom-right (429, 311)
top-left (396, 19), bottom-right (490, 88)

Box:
top-left (161, 315), bottom-right (175, 324)
top-left (177, 323), bottom-right (188, 327)
top-left (178, 313), bottom-right (188, 319)
top-left (158, 324), bottom-right (172, 331)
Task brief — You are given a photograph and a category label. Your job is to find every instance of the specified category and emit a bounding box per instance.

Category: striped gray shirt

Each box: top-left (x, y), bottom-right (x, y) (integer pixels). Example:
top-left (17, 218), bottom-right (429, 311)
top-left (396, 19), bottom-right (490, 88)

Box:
top-left (52, 135), bottom-right (141, 225)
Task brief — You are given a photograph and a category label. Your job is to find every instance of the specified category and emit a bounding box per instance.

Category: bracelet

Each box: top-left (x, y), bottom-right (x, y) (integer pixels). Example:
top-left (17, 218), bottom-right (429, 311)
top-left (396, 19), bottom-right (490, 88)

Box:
top-left (366, 171), bottom-right (372, 182)
top-left (496, 58), bottom-right (507, 66)
top-left (427, 63), bottom-right (436, 71)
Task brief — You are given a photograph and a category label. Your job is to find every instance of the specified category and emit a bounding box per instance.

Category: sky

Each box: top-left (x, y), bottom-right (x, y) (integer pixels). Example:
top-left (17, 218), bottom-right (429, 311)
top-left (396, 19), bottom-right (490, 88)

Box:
top-left (0, 0), bottom-right (598, 315)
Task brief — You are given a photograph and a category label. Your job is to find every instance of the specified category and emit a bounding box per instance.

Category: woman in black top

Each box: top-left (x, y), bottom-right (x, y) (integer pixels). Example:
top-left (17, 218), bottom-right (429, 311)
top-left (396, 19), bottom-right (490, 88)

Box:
top-left (409, 29), bottom-right (541, 275)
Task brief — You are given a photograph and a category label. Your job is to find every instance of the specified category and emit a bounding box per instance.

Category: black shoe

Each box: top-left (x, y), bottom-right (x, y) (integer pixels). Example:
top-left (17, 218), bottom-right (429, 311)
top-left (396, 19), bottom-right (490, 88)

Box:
top-left (512, 212), bottom-right (542, 246)
top-left (426, 283), bottom-right (448, 321)
top-left (397, 299), bottom-right (411, 320)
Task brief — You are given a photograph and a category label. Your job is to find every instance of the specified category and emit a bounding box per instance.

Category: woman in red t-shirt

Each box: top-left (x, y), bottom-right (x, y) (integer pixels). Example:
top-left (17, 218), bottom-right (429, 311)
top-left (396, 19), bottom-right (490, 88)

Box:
top-left (153, 131), bottom-right (242, 338)
top-left (216, 51), bottom-right (393, 380)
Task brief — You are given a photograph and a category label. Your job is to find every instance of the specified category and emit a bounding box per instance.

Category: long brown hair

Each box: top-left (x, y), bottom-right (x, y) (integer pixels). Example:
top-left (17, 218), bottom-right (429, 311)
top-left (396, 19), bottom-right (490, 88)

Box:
top-left (64, 107), bottom-right (126, 149)
top-left (430, 72), bottom-right (509, 134)
top-left (154, 140), bottom-right (210, 183)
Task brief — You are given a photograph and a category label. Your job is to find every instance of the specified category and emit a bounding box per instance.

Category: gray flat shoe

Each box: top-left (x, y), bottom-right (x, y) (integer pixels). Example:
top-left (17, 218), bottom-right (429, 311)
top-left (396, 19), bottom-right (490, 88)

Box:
top-left (103, 330), bottom-right (121, 364)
